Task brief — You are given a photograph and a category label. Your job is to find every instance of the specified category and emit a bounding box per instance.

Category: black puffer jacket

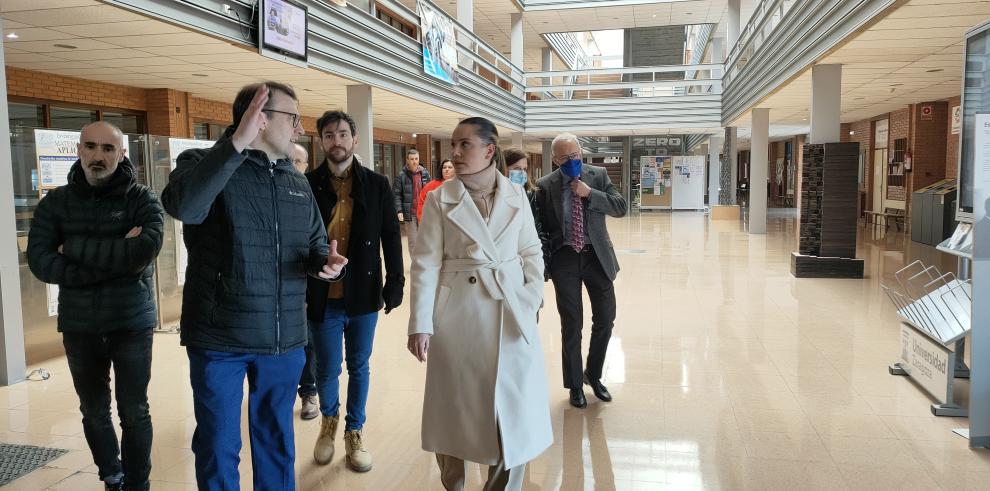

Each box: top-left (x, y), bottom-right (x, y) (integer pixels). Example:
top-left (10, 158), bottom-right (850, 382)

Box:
top-left (27, 158), bottom-right (164, 333)
top-left (161, 131), bottom-right (330, 355)
top-left (305, 157), bottom-right (404, 320)
top-left (391, 166), bottom-right (431, 218)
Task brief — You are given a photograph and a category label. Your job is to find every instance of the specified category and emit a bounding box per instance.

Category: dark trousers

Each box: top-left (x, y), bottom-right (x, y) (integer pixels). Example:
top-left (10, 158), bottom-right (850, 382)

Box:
top-left (187, 347), bottom-right (305, 491)
top-left (298, 341), bottom-right (317, 398)
top-left (550, 246), bottom-right (617, 389)
top-left (62, 329), bottom-right (154, 490)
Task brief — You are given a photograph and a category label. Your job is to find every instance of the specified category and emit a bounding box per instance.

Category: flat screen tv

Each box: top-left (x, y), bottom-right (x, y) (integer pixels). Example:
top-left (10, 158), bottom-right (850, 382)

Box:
top-left (258, 0), bottom-right (308, 67)
top-left (957, 20), bottom-right (990, 221)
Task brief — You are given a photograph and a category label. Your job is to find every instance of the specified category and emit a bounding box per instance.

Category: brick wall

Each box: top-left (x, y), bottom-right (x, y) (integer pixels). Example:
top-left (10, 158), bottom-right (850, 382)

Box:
top-left (8, 67), bottom-right (346, 138)
top-left (189, 97), bottom-right (231, 124)
top-left (6, 67), bottom-right (147, 111)
top-left (946, 95), bottom-right (961, 179)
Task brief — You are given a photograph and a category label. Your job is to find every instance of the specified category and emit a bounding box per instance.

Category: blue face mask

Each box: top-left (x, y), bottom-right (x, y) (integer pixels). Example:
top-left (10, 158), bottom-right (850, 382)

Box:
top-left (509, 169), bottom-right (528, 186)
top-left (560, 158), bottom-right (582, 179)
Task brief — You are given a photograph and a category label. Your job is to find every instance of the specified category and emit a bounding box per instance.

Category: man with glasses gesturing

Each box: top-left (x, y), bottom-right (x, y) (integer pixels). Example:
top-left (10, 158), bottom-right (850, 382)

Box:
top-left (162, 82), bottom-right (347, 489)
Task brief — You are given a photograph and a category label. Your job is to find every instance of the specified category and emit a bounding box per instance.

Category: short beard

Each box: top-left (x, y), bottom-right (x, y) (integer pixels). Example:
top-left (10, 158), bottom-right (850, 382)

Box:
top-left (327, 148), bottom-right (353, 165)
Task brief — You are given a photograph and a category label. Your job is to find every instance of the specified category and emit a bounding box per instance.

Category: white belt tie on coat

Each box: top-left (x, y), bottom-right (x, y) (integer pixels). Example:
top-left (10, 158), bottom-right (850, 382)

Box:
top-left (440, 256), bottom-right (532, 344)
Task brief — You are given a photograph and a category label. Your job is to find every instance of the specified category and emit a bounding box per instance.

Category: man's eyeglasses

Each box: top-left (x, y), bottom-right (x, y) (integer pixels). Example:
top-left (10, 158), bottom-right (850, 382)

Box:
top-left (263, 109), bottom-right (301, 128)
top-left (552, 152), bottom-right (581, 164)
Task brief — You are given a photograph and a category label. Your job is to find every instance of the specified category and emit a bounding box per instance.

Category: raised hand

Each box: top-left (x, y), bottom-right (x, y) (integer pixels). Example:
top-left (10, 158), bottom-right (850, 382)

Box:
top-left (319, 240), bottom-right (348, 280)
top-left (231, 85), bottom-right (269, 153)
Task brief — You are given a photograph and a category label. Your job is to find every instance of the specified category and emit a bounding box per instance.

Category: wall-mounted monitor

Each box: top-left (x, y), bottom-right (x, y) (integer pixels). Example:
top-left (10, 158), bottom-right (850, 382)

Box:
top-left (957, 20), bottom-right (990, 222)
top-left (258, 0), bottom-right (309, 68)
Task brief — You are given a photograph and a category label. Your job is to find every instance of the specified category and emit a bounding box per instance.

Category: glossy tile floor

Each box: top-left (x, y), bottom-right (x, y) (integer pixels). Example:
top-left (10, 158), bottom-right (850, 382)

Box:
top-left (3, 210), bottom-right (990, 490)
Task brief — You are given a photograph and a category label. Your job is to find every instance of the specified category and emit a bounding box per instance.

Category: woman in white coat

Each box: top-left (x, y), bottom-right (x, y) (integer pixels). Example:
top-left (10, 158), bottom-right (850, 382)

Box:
top-left (408, 117), bottom-right (552, 491)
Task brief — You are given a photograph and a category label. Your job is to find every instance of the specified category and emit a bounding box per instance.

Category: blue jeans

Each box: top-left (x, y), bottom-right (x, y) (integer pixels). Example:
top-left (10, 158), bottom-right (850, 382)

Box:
top-left (310, 304), bottom-right (379, 431)
top-left (187, 347), bottom-right (305, 491)
top-left (63, 329), bottom-right (153, 490)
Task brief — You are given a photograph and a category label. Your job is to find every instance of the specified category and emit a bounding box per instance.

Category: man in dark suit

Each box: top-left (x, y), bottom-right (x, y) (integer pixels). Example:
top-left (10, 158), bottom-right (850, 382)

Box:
top-left (535, 133), bottom-right (627, 409)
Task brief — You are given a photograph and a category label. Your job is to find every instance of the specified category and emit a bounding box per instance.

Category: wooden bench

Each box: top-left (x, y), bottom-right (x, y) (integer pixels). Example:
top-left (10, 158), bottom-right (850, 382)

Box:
top-left (864, 208), bottom-right (906, 232)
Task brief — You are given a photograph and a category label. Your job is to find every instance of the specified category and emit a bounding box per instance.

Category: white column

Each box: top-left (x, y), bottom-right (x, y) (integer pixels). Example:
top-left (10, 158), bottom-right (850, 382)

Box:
top-left (346, 85), bottom-right (374, 168)
top-left (750, 108), bottom-right (770, 234)
top-left (511, 132), bottom-right (524, 150)
top-left (0, 19), bottom-right (27, 386)
top-left (727, 126), bottom-right (738, 205)
top-left (810, 64), bottom-right (842, 144)
top-left (457, 0), bottom-right (473, 30)
top-left (542, 139), bottom-right (553, 175)
top-left (727, 0), bottom-right (741, 48)
top-left (457, 0), bottom-right (475, 70)
top-left (510, 13), bottom-right (524, 68)
top-left (708, 134), bottom-right (723, 206)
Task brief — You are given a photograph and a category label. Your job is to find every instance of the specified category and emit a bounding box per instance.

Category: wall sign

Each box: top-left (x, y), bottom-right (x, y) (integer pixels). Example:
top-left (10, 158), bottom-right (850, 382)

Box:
top-left (921, 104), bottom-right (934, 121)
top-left (952, 105), bottom-right (961, 134)
top-left (168, 138), bottom-right (215, 286)
top-left (874, 119), bottom-right (889, 149)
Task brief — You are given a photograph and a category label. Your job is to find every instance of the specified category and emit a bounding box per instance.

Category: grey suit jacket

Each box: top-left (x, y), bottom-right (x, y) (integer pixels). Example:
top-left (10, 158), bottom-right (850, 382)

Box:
top-left (535, 165), bottom-right (627, 281)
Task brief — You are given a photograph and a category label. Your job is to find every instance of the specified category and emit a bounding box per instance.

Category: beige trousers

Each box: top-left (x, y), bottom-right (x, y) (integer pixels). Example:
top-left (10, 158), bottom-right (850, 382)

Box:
top-left (435, 454), bottom-right (525, 491)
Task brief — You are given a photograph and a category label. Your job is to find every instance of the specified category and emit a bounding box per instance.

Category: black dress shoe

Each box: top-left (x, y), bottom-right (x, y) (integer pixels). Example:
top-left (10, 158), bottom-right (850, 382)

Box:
top-left (583, 373), bottom-right (612, 402)
top-left (569, 388), bottom-right (587, 408)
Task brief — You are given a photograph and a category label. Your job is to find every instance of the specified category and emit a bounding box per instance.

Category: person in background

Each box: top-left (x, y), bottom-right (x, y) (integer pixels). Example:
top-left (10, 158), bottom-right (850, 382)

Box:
top-left (27, 121), bottom-right (165, 491)
top-left (504, 148), bottom-right (551, 282)
top-left (392, 149), bottom-right (431, 254)
top-left (408, 117), bottom-right (551, 491)
top-left (292, 142), bottom-right (310, 174)
top-left (290, 142), bottom-right (320, 421)
top-left (416, 159), bottom-right (455, 222)
top-left (534, 133), bottom-right (627, 410)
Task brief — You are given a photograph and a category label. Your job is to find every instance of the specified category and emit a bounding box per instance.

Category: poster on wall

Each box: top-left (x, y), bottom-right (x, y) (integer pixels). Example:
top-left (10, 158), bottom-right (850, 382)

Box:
top-left (168, 138), bottom-right (215, 286)
top-left (47, 284), bottom-right (58, 317)
top-left (671, 156), bottom-right (706, 210)
top-left (952, 106), bottom-right (961, 134)
top-left (417, 1), bottom-right (459, 84)
top-left (35, 129), bottom-right (130, 191)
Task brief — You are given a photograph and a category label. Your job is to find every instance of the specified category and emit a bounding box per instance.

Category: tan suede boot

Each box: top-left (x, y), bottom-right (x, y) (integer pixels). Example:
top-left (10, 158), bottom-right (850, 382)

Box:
top-left (313, 415), bottom-right (338, 465)
top-left (343, 430), bottom-right (373, 472)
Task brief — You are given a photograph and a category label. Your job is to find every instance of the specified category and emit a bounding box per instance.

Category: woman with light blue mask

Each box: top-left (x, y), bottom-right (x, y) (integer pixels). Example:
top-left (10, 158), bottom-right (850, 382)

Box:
top-left (505, 148), bottom-right (551, 281)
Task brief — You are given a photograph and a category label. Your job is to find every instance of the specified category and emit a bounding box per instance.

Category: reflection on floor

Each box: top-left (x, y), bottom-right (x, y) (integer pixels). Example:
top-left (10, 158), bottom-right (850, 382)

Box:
top-left (2, 210), bottom-right (989, 490)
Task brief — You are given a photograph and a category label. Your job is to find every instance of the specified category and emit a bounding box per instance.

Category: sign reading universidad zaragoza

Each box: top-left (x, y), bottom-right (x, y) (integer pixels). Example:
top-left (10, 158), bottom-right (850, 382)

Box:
top-left (417, 0), bottom-right (459, 85)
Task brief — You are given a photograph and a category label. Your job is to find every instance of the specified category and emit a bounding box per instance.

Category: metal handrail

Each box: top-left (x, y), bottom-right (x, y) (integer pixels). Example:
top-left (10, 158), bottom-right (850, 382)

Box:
top-left (525, 79), bottom-right (722, 93)
top-left (524, 64), bottom-right (724, 80)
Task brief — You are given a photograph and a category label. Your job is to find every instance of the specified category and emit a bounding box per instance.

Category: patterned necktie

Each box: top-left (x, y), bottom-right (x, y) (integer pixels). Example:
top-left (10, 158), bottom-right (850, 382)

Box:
top-left (571, 177), bottom-right (585, 252)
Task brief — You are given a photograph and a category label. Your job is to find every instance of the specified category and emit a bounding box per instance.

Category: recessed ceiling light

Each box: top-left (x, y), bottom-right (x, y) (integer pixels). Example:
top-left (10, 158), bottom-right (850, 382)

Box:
top-left (926, 68), bottom-right (944, 73)
top-left (53, 43), bottom-right (77, 49)
top-left (192, 73), bottom-right (208, 77)
top-left (5, 33), bottom-right (18, 39)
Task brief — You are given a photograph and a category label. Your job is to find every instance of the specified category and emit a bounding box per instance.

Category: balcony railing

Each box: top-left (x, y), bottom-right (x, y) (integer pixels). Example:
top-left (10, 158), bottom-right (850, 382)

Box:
top-left (724, 0), bottom-right (798, 87)
top-left (524, 64), bottom-right (723, 100)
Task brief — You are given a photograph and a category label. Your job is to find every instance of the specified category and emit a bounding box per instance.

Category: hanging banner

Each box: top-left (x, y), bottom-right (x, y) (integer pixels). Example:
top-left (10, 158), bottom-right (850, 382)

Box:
top-left (34, 129), bottom-right (130, 191)
top-left (168, 138), bottom-right (215, 286)
top-left (417, 1), bottom-right (459, 84)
